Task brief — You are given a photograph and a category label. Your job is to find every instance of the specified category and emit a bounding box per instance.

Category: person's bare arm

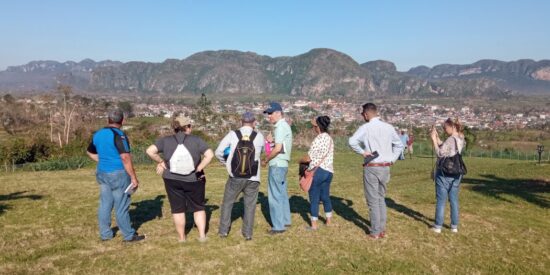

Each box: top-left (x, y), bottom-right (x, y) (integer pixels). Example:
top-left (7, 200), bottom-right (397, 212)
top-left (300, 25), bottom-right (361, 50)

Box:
top-left (120, 153), bottom-right (139, 188)
top-left (146, 144), bottom-right (166, 175)
top-left (430, 128), bottom-right (443, 153)
top-left (87, 151), bottom-right (99, 162)
top-left (196, 149), bottom-right (214, 173)
top-left (146, 145), bottom-right (163, 163)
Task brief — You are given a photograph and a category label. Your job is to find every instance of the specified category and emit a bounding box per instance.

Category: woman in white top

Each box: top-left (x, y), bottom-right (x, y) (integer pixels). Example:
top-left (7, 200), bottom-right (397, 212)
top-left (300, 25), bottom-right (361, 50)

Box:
top-left (299, 116), bottom-right (334, 230)
top-left (430, 118), bottom-right (466, 233)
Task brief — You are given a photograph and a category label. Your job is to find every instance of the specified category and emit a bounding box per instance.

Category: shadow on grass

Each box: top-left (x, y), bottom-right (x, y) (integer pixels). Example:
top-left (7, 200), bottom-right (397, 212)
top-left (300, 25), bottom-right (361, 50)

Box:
top-left (258, 192), bottom-right (271, 227)
top-left (130, 195), bottom-right (165, 231)
top-left (386, 197), bottom-right (435, 228)
top-left (289, 195), bottom-right (310, 225)
top-left (330, 196), bottom-right (371, 234)
top-left (462, 174), bottom-right (550, 208)
top-left (258, 192), bottom-right (312, 227)
top-left (230, 197), bottom-right (245, 224)
top-left (184, 199), bottom-right (220, 234)
top-left (0, 191), bottom-right (44, 216)
top-left (222, 192), bottom-right (269, 234)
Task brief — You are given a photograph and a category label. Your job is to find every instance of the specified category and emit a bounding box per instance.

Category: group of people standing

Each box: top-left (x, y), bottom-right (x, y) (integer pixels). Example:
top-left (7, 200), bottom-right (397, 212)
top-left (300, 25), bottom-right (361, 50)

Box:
top-left (86, 102), bottom-right (466, 243)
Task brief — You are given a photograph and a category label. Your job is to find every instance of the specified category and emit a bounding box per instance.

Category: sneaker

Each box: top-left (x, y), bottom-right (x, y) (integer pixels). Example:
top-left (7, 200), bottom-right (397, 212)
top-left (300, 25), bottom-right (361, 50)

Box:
top-left (242, 233), bottom-right (252, 241)
top-left (218, 233), bottom-right (228, 238)
top-left (268, 229), bottom-right (285, 235)
top-left (123, 234), bottom-right (146, 243)
top-left (431, 227), bottom-right (442, 234)
top-left (451, 228), bottom-right (458, 233)
top-left (379, 231), bottom-right (386, 238)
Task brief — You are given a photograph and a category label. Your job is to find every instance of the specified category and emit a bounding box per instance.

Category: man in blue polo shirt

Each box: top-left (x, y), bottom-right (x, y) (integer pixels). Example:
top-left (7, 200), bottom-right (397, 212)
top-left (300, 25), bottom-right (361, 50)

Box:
top-left (87, 109), bottom-right (145, 242)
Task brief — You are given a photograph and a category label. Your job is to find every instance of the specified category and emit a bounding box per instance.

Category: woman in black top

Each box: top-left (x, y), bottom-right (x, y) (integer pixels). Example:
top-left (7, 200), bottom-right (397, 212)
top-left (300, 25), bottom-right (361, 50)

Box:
top-left (146, 115), bottom-right (214, 242)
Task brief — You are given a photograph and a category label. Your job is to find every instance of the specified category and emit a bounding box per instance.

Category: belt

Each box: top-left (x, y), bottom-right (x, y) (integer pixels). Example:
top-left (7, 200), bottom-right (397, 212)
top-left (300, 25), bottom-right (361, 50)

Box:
top-left (364, 162), bottom-right (392, 167)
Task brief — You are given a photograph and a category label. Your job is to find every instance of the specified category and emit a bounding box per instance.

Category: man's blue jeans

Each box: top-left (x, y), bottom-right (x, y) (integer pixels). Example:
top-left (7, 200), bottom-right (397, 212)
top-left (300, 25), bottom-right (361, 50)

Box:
top-left (268, 166), bottom-right (291, 231)
top-left (434, 169), bottom-right (462, 229)
top-left (308, 168), bottom-right (333, 220)
top-left (96, 170), bottom-right (135, 240)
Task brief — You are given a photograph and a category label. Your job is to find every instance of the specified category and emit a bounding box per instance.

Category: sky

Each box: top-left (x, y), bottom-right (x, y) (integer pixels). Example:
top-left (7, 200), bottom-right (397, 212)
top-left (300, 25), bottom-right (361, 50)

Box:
top-left (1, 0), bottom-right (549, 71)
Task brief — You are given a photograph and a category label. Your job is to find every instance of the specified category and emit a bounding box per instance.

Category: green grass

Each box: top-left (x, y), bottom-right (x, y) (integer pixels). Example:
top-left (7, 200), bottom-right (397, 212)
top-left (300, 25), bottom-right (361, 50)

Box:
top-left (1, 152), bottom-right (549, 274)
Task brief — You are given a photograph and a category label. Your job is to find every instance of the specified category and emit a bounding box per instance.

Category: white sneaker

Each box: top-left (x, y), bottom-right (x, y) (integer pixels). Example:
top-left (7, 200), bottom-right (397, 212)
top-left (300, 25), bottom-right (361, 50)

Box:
top-left (451, 228), bottom-right (458, 233)
top-left (431, 227), bottom-right (442, 233)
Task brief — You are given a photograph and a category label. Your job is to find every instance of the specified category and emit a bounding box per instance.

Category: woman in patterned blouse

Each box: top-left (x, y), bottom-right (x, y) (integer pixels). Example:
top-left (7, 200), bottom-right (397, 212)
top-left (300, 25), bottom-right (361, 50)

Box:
top-left (430, 117), bottom-right (466, 234)
top-left (299, 116), bottom-right (334, 230)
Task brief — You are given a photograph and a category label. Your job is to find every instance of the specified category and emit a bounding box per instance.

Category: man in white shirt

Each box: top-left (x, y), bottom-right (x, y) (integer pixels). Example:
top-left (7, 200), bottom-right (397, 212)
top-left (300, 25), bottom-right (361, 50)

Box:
top-left (215, 112), bottom-right (265, 241)
top-left (348, 103), bottom-right (404, 239)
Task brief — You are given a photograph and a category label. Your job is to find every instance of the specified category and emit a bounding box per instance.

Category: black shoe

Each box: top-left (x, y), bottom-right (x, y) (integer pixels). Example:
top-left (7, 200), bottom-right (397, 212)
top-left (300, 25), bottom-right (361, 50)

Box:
top-left (123, 234), bottom-right (146, 243)
top-left (268, 229), bottom-right (285, 235)
top-left (284, 224), bottom-right (292, 228)
top-left (218, 233), bottom-right (228, 238)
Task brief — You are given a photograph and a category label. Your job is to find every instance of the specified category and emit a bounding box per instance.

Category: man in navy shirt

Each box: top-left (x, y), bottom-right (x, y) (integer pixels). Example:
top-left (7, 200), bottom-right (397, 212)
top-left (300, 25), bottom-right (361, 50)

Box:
top-left (87, 109), bottom-right (145, 242)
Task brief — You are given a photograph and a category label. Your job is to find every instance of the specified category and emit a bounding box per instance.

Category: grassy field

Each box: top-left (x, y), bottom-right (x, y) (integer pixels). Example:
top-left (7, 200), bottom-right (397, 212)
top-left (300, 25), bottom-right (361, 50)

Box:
top-left (0, 152), bottom-right (549, 274)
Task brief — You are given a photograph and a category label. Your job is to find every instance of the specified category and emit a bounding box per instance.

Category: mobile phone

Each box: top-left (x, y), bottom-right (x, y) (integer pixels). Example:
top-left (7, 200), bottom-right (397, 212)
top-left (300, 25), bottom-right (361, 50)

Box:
top-left (364, 151), bottom-right (379, 165)
top-left (124, 184), bottom-right (137, 195)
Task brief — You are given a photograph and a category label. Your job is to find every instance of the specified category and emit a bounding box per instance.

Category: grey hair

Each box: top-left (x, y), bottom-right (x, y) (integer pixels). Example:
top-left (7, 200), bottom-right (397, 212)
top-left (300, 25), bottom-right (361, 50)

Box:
top-left (108, 109), bottom-right (124, 124)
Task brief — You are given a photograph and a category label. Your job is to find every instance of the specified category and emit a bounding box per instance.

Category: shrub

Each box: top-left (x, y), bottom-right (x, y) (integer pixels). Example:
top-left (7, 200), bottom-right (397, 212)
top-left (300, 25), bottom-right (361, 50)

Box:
top-left (21, 156), bottom-right (91, 172)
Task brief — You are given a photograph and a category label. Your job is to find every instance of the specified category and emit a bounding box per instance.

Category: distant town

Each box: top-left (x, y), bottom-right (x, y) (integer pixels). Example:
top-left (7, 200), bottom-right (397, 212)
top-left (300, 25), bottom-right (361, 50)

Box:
top-left (133, 98), bottom-right (549, 131)
top-left (13, 95), bottom-right (549, 133)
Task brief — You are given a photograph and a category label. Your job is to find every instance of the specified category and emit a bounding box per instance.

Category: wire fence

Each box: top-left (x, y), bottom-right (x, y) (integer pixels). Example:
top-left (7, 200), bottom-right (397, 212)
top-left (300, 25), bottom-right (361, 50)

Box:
top-left (2, 140), bottom-right (549, 173)
top-left (410, 142), bottom-right (550, 162)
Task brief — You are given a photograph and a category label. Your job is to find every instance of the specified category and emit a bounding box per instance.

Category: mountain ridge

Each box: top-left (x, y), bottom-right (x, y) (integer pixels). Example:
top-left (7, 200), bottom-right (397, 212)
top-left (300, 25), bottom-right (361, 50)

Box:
top-left (1, 49), bottom-right (548, 96)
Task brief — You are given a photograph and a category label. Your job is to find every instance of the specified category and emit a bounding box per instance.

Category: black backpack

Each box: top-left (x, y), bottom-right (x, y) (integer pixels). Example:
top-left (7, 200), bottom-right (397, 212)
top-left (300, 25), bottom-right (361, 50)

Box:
top-left (231, 130), bottom-right (258, 178)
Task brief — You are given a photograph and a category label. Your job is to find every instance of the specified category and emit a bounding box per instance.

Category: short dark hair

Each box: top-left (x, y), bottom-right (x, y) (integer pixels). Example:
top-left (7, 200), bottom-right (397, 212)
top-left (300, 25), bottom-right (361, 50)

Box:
top-left (108, 109), bottom-right (124, 124)
top-left (316, 116), bottom-right (331, 133)
top-left (362, 103), bottom-right (377, 114)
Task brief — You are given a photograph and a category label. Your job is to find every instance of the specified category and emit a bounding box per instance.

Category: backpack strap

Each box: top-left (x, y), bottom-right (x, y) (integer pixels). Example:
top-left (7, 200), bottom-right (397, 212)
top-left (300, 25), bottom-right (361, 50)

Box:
top-left (105, 127), bottom-right (131, 153)
top-left (235, 130), bottom-right (243, 140)
top-left (452, 136), bottom-right (461, 155)
top-left (249, 131), bottom-right (257, 142)
top-left (235, 129), bottom-right (257, 141)
top-left (106, 127), bottom-right (120, 137)
top-left (173, 133), bottom-right (186, 145)
top-left (310, 134), bottom-right (332, 170)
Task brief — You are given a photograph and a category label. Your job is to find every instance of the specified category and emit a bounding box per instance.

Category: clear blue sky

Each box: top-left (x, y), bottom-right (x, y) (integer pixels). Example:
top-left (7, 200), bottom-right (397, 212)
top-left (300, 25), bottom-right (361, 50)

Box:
top-left (1, 0), bottom-right (549, 71)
